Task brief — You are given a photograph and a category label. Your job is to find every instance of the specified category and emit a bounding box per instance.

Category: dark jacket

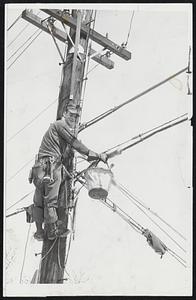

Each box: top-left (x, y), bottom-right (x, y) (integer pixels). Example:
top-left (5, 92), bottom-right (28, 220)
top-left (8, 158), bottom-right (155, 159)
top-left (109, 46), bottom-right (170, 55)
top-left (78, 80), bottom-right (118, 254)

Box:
top-left (38, 119), bottom-right (89, 159)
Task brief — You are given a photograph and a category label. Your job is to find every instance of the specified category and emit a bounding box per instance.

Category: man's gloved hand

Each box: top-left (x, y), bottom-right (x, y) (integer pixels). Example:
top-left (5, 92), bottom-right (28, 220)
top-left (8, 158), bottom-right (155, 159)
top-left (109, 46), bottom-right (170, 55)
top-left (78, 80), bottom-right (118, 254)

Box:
top-left (98, 153), bottom-right (108, 163)
top-left (87, 150), bottom-right (99, 161)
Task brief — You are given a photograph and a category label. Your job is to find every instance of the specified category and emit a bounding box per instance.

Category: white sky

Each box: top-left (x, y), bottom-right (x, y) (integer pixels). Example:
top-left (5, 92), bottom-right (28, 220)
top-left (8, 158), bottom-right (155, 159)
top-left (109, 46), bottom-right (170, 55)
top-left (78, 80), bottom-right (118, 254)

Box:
top-left (4, 3), bottom-right (192, 297)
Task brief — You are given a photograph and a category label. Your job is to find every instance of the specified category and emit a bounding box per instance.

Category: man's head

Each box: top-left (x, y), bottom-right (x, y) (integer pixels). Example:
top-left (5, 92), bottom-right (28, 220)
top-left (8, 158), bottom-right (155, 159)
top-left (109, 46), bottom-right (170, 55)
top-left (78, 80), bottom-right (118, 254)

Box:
top-left (62, 105), bottom-right (80, 127)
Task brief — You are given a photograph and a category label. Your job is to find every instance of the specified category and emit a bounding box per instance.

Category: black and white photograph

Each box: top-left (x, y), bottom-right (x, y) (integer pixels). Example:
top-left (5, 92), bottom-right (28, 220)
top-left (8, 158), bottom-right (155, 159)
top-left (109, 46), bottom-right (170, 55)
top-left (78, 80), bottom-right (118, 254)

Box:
top-left (4, 3), bottom-right (192, 297)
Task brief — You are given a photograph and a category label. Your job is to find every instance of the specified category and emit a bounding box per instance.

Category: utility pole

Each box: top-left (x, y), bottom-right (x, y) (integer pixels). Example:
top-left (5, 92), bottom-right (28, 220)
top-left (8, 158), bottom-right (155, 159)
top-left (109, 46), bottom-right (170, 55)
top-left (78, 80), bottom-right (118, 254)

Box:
top-left (22, 8), bottom-right (131, 284)
top-left (39, 9), bottom-right (93, 284)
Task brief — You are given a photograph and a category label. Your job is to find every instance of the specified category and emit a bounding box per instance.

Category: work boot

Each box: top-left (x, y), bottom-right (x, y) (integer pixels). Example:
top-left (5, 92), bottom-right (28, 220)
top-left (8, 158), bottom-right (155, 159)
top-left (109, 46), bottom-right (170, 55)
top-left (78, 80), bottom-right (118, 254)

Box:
top-left (46, 222), bottom-right (58, 240)
top-left (34, 230), bottom-right (45, 241)
top-left (56, 220), bottom-right (71, 238)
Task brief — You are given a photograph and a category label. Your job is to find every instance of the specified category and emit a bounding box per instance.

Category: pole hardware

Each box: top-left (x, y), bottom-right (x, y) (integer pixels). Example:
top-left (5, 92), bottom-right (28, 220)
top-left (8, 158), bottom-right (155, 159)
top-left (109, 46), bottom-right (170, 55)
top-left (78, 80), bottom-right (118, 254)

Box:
top-left (46, 20), bottom-right (65, 64)
top-left (21, 9), bottom-right (114, 69)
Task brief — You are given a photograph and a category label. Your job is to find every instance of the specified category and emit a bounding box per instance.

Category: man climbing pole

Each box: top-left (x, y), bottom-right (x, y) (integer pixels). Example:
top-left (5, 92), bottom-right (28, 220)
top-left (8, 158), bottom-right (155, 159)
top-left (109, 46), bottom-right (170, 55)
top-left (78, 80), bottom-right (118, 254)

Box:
top-left (29, 104), bottom-right (107, 241)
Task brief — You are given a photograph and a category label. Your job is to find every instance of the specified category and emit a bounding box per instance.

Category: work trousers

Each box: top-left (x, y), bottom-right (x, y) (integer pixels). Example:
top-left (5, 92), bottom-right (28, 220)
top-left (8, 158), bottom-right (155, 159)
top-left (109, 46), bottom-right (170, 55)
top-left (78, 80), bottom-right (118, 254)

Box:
top-left (32, 159), bottom-right (62, 224)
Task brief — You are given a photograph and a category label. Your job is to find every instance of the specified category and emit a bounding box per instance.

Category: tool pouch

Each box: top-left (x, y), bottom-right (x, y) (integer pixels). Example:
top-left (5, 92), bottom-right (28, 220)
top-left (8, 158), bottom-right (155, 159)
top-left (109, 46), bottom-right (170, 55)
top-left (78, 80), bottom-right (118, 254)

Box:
top-left (31, 162), bottom-right (46, 189)
top-left (42, 158), bottom-right (55, 184)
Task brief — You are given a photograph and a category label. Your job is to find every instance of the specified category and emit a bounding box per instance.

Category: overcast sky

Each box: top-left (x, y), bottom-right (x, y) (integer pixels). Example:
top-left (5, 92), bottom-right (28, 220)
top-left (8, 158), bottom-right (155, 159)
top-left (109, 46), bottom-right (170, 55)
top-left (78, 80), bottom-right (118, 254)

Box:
top-left (4, 3), bottom-right (192, 297)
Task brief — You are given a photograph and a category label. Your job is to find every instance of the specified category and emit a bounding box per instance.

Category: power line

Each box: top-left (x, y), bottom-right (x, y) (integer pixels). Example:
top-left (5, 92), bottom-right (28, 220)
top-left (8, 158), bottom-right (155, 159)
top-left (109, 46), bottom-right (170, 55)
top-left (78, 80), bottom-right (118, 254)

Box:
top-left (124, 11), bottom-right (135, 47)
top-left (121, 115), bottom-right (188, 153)
top-left (74, 177), bottom-right (186, 267)
top-left (7, 98), bottom-right (58, 142)
top-left (167, 249), bottom-right (187, 268)
top-left (7, 28), bottom-right (40, 62)
top-left (79, 66), bottom-right (188, 132)
top-left (7, 30), bottom-right (42, 71)
top-left (7, 157), bottom-right (34, 182)
top-left (116, 182), bottom-right (186, 241)
top-left (86, 63), bottom-right (99, 76)
top-left (8, 23), bottom-right (30, 48)
top-left (116, 184), bottom-right (186, 253)
top-left (167, 247), bottom-right (186, 263)
top-left (7, 57), bottom-right (67, 180)
top-left (19, 223), bottom-right (31, 283)
top-left (7, 11), bottom-right (41, 48)
top-left (7, 13), bottom-right (22, 31)
top-left (6, 190), bottom-right (34, 211)
top-left (104, 113), bottom-right (188, 154)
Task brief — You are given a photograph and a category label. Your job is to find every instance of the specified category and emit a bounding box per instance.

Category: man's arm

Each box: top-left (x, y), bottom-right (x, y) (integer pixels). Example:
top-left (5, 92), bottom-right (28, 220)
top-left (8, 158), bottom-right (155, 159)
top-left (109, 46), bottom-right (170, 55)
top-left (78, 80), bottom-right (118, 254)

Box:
top-left (55, 120), bottom-right (107, 162)
top-left (55, 120), bottom-right (91, 156)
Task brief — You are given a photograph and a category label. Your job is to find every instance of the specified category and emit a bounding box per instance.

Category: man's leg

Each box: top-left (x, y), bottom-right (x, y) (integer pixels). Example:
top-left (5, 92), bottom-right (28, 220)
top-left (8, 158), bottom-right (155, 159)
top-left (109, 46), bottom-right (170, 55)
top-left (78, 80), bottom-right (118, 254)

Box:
top-left (33, 187), bottom-right (45, 241)
top-left (43, 164), bottom-right (61, 239)
top-left (44, 163), bottom-right (70, 239)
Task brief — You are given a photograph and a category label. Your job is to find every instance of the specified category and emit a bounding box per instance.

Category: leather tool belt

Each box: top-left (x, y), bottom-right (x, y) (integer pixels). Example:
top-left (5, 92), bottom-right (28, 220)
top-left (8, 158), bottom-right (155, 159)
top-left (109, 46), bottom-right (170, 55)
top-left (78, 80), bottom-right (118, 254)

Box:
top-left (28, 155), bottom-right (62, 184)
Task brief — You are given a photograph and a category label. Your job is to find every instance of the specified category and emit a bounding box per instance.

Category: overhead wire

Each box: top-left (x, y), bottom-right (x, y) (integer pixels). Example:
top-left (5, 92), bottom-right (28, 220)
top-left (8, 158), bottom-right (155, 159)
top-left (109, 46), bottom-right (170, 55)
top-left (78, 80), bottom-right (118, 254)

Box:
top-left (77, 178), bottom-right (186, 267)
top-left (124, 11), bottom-right (135, 47)
top-left (102, 197), bottom-right (144, 234)
top-left (7, 13), bottom-right (22, 31)
top-left (167, 249), bottom-right (187, 268)
top-left (121, 115), bottom-right (188, 154)
top-left (7, 28), bottom-right (41, 62)
top-left (167, 247), bottom-right (186, 263)
top-left (105, 114), bottom-right (188, 160)
top-left (8, 23), bottom-right (30, 48)
top-left (6, 50), bottom-right (68, 212)
top-left (7, 11), bottom-right (41, 48)
top-left (7, 46), bottom-right (67, 178)
top-left (79, 66), bottom-right (188, 132)
top-left (7, 97), bottom-right (58, 142)
top-left (6, 190), bottom-right (34, 211)
top-left (7, 29), bottom-right (43, 71)
top-left (116, 184), bottom-right (186, 253)
top-left (104, 113), bottom-right (188, 154)
top-left (19, 223), bottom-right (31, 283)
top-left (7, 158), bottom-right (34, 183)
top-left (100, 194), bottom-right (186, 267)
top-left (116, 182), bottom-right (186, 241)
top-left (86, 62), bottom-right (99, 76)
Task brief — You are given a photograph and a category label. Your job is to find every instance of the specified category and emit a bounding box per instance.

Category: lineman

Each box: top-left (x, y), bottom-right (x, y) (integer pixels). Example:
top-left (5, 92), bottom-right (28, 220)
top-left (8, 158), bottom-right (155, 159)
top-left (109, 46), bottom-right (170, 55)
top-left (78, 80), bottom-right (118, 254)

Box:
top-left (29, 105), bottom-right (107, 241)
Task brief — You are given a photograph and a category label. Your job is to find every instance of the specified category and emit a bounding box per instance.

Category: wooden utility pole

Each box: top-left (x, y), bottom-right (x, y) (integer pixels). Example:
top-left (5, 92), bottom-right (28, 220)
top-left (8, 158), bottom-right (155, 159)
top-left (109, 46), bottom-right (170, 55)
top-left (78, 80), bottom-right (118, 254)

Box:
top-left (22, 8), bottom-right (131, 284)
top-left (39, 9), bottom-right (92, 284)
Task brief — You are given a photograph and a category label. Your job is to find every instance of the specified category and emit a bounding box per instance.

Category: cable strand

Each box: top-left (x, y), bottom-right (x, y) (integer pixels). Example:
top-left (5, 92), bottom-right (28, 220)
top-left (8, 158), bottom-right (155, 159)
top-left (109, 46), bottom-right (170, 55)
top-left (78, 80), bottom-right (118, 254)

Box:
top-left (7, 13), bottom-right (22, 31)
top-left (6, 190), bottom-right (34, 211)
top-left (117, 184), bottom-right (186, 253)
top-left (116, 182), bottom-right (186, 241)
top-left (124, 11), bottom-right (135, 47)
top-left (19, 223), bottom-right (31, 283)
top-left (7, 28), bottom-right (40, 62)
top-left (7, 98), bottom-right (57, 142)
top-left (7, 30), bottom-right (42, 71)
